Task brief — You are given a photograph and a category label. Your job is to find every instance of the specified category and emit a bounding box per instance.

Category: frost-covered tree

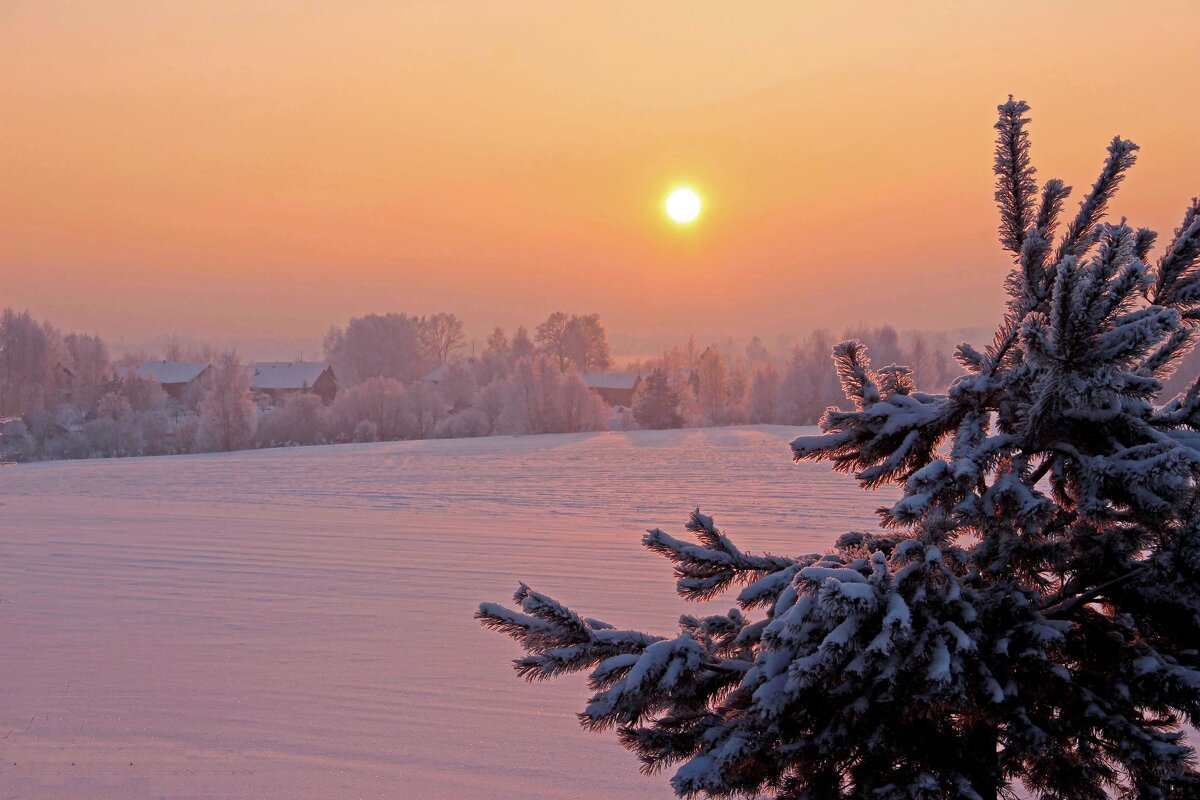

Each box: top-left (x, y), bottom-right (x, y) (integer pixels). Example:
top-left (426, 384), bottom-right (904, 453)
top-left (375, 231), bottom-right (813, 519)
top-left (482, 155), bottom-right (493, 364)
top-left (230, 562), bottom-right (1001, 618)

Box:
top-left (255, 392), bottom-right (323, 448)
top-left (324, 376), bottom-right (408, 442)
top-left (477, 378), bottom-right (506, 434)
top-left (323, 313), bottom-right (429, 386)
top-left (535, 312), bottom-right (612, 372)
top-left (0, 309), bottom-right (62, 415)
top-left (565, 313), bottom-right (613, 372)
top-left (117, 368), bottom-right (168, 413)
top-left (634, 368), bottom-right (684, 430)
top-left (511, 325), bottom-right (535, 362)
top-left (479, 98), bottom-right (1200, 799)
top-left (485, 326), bottom-right (511, 359)
top-left (535, 311), bottom-right (573, 370)
top-left (63, 332), bottom-right (111, 414)
top-left (497, 356), bottom-right (608, 435)
top-left (747, 364), bottom-right (782, 424)
top-left (434, 405), bottom-right (490, 439)
top-left (400, 380), bottom-right (445, 439)
top-left (696, 346), bottom-right (731, 424)
top-left (197, 352), bottom-right (256, 452)
top-left (437, 359), bottom-right (478, 413)
top-left (420, 312), bottom-right (466, 367)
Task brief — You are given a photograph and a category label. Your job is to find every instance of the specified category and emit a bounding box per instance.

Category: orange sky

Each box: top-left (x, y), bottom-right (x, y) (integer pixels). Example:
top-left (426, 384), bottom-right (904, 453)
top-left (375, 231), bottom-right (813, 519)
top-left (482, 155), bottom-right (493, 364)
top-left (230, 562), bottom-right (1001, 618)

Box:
top-left (4, 2), bottom-right (1200, 356)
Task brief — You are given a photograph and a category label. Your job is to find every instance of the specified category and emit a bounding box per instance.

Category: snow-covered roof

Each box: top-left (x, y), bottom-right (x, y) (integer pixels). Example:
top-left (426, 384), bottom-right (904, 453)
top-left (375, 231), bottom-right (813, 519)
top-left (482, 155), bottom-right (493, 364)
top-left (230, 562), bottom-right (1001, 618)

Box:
top-left (251, 361), bottom-right (332, 390)
top-left (424, 357), bottom-right (476, 384)
top-left (135, 360), bottom-right (209, 386)
top-left (583, 372), bottom-right (641, 390)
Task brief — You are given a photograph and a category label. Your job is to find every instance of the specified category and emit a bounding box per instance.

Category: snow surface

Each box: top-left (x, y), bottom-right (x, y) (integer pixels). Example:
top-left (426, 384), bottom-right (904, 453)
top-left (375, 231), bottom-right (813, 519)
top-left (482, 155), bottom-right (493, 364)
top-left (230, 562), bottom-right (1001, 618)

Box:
top-left (0, 425), bottom-right (885, 799)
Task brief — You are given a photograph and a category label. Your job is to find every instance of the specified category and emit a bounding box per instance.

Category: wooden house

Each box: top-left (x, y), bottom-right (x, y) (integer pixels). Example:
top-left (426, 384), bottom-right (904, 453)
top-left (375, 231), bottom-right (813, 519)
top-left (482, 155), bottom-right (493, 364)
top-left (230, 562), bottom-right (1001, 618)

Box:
top-left (132, 360), bottom-right (211, 400)
top-left (583, 372), bottom-right (642, 408)
top-left (250, 362), bottom-right (337, 405)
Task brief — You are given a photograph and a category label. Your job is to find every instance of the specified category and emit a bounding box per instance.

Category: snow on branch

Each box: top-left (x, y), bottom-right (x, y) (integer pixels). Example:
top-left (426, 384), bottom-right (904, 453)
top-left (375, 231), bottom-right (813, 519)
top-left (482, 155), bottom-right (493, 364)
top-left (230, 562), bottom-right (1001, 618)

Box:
top-left (476, 584), bottom-right (665, 681)
top-left (642, 509), bottom-right (801, 603)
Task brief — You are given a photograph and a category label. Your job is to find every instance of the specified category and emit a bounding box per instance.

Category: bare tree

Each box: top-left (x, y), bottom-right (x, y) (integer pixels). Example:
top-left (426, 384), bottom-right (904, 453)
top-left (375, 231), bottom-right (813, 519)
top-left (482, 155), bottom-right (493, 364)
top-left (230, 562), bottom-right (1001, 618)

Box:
top-left (64, 332), bottom-right (111, 414)
top-left (564, 313), bottom-right (611, 372)
top-left (536, 312), bottom-right (612, 372)
top-left (0, 308), bottom-right (63, 415)
top-left (534, 311), bottom-right (572, 370)
top-left (484, 326), bottom-right (510, 359)
top-left (420, 312), bottom-right (466, 366)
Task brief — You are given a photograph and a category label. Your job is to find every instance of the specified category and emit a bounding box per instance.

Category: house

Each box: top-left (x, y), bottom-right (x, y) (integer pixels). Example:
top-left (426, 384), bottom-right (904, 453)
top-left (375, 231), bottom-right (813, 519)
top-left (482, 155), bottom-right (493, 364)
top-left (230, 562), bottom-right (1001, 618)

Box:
top-left (424, 357), bottom-right (477, 385)
top-left (583, 372), bottom-right (642, 408)
top-left (131, 360), bottom-right (210, 399)
top-left (250, 361), bottom-right (337, 405)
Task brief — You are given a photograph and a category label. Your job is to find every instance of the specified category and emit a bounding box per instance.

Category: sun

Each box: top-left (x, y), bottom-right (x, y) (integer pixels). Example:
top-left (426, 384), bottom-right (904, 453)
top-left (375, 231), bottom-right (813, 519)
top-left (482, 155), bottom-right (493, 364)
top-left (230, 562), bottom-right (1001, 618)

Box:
top-left (665, 187), bottom-right (702, 224)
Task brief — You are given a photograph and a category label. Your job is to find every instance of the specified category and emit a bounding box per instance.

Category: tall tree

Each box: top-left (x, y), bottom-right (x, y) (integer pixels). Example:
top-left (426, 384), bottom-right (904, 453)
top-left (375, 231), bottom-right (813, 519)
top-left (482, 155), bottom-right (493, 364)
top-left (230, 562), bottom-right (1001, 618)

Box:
top-left (197, 352), bottom-right (256, 452)
top-left (695, 346), bottom-right (730, 424)
top-left (534, 312), bottom-right (611, 371)
top-left (511, 326), bottom-right (535, 361)
top-left (0, 309), bottom-right (62, 415)
top-left (535, 312), bottom-right (572, 370)
top-left (479, 99), bottom-right (1200, 799)
top-left (420, 312), bottom-right (466, 366)
top-left (323, 313), bottom-right (428, 386)
top-left (63, 332), bottom-right (111, 414)
top-left (484, 326), bottom-right (511, 359)
top-left (564, 313), bottom-right (612, 372)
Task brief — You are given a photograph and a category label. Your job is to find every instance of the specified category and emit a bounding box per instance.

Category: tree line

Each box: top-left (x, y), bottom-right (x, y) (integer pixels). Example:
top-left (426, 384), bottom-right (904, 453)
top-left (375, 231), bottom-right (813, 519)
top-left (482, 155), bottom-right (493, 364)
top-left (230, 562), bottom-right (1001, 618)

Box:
top-left (627, 326), bottom-right (967, 430)
top-left (1, 303), bottom-right (991, 461)
top-left (0, 308), bottom-right (615, 460)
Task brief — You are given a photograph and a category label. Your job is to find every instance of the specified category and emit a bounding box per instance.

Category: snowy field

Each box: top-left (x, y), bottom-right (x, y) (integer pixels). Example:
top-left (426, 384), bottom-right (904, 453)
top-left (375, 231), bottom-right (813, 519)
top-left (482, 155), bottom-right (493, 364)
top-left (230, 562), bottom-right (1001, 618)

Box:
top-left (0, 426), bottom-right (887, 799)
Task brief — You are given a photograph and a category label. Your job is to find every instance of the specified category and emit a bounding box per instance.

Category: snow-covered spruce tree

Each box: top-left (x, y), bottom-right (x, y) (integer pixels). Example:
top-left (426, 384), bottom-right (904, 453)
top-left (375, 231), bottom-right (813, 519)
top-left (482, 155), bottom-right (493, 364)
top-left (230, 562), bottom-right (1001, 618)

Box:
top-left (635, 367), bottom-right (685, 430)
top-left (478, 98), bottom-right (1200, 799)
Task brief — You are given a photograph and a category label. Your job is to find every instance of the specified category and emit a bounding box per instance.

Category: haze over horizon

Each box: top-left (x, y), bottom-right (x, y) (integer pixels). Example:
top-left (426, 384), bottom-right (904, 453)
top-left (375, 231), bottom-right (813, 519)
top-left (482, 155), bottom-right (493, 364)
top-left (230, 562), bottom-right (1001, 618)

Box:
top-left (5, 2), bottom-right (1200, 356)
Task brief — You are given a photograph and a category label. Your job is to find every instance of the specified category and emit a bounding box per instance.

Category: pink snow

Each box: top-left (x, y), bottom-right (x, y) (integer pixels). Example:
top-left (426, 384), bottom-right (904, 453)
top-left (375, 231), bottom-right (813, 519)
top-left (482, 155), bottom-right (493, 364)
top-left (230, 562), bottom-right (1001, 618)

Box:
top-left (0, 425), bottom-right (884, 799)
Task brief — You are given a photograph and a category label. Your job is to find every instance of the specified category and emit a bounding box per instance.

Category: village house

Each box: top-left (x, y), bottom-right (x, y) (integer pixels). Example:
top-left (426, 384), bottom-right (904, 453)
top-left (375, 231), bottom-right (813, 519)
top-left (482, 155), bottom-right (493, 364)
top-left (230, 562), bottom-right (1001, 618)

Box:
top-left (250, 361), bottom-right (337, 405)
top-left (131, 360), bottom-right (210, 400)
top-left (583, 372), bottom-right (641, 408)
top-left (423, 357), bottom-right (477, 385)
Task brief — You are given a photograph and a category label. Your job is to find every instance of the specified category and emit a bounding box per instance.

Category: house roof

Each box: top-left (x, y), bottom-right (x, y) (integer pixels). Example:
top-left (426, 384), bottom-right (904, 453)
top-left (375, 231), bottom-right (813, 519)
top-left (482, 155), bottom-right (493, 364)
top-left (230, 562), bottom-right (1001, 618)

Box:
top-left (424, 364), bottom-right (451, 384)
top-left (424, 357), bottom-right (476, 384)
top-left (134, 360), bottom-right (209, 385)
top-left (583, 372), bottom-right (641, 390)
top-left (250, 361), bottom-right (332, 391)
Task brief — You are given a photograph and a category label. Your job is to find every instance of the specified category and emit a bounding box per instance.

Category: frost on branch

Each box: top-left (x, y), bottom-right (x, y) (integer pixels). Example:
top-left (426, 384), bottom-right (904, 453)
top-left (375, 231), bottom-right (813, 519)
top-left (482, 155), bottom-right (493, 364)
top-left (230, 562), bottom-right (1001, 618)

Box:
top-left (478, 98), bottom-right (1200, 799)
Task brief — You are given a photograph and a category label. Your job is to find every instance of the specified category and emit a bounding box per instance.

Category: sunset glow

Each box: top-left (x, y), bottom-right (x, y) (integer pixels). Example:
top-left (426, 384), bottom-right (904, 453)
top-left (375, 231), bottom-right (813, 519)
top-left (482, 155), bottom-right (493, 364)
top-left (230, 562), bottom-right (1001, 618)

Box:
top-left (6, 5), bottom-right (1200, 799)
top-left (3, 3), bottom-right (1200, 354)
top-left (665, 188), bottom-right (702, 224)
